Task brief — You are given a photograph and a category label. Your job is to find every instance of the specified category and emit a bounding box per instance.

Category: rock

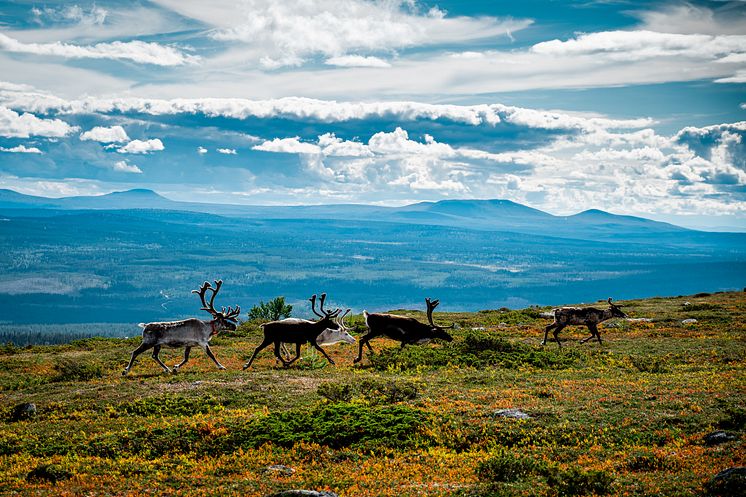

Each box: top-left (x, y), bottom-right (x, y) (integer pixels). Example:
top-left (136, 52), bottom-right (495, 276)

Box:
top-left (266, 491), bottom-right (338, 497)
top-left (683, 301), bottom-right (691, 306)
top-left (705, 431), bottom-right (736, 446)
top-left (10, 402), bottom-right (36, 421)
top-left (705, 467), bottom-right (746, 496)
top-left (682, 319), bottom-right (698, 324)
top-left (263, 465), bottom-right (296, 476)
top-left (498, 322), bottom-right (508, 329)
top-left (471, 327), bottom-right (486, 331)
top-left (627, 318), bottom-right (652, 322)
top-left (493, 408), bottom-right (531, 420)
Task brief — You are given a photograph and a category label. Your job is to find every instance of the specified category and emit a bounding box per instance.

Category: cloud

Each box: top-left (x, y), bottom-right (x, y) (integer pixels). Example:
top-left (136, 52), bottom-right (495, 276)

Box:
top-left (79, 125), bottom-right (129, 143)
top-left (112, 160), bottom-right (142, 173)
top-left (197, 146), bottom-right (208, 154)
top-left (156, 0), bottom-right (531, 68)
top-left (0, 105), bottom-right (76, 138)
top-left (31, 4), bottom-right (108, 27)
top-left (0, 33), bottom-right (198, 66)
top-left (325, 55), bottom-right (391, 68)
top-left (0, 144), bottom-right (43, 154)
top-left (117, 138), bottom-right (164, 154)
top-left (531, 31), bottom-right (746, 62)
top-left (253, 137), bottom-right (321, 154)
top-left (217, 148), bottom-right (237, 154)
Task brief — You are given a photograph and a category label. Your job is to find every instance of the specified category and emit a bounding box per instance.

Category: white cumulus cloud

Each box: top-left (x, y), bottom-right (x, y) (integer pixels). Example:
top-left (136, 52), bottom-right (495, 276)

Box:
top-left (217, 148), bottom-right (237, 154)
top-left (79, 125), bottom-right (129, 143)
top-left (0, 144), bottom-right (43, 153)
top-left (0, 105), bottom-right (76, 138)
top-left (197, 146), bottom-right (208, 154)
top-left (112, 160), bottom-right (142, 173)
top-left (117, 138), bottom-right (164, 154)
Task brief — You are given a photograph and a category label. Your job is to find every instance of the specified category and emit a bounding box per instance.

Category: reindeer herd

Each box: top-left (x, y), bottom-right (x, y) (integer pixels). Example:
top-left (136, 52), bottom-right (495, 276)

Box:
top-left (122, 280), bottom-right (628, 375)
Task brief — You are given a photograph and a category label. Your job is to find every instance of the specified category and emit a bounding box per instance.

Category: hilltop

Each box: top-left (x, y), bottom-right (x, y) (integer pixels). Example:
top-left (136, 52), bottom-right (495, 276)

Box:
top-left (0, 291), bottom-right (743, 496)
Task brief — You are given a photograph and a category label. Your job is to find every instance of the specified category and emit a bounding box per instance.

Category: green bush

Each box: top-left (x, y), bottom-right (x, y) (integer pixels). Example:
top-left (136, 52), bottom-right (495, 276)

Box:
top-left (52, 358), bottom-right (103, 382)
top-left (26, 463), bottom-right (73, 483)
top-left (248, 296), bottom-right (292, 322)
top-left (317, 383), bottom-right (353, 402)
top-left (546, 467), bottom-right (614, 496)
top-left (629, 355), bottom-right (670, 373)
top-left (476, 450), bottom-right (546, 482)
top-left (367, 329), bottom-right (578, 371)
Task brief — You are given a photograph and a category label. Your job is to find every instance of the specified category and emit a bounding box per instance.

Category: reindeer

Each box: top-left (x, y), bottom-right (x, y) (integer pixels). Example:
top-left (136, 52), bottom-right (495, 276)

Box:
top-left (354, 298), bottom-right (454, 364)
top-left (123, 280), bottom-right (240, 375)
top-left (242, 293), bottom-right (348, 369)
top-left (278, 309), bottom-right (355, 360)
top-left (541, 298), bottom-right (627, 348)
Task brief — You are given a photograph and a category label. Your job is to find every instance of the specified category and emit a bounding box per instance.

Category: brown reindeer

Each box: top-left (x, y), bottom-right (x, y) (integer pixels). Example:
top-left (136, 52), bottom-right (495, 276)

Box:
top-left (541, 298), bottom-right (627, 348)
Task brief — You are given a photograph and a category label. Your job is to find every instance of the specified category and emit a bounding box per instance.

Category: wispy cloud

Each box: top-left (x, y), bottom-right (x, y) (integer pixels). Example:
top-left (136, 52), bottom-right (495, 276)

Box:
top-left (216, 147), bottom-right (237, 154)
top-left (325, 55), bottom-right (391, 68)
top-left (0, 144), bottom-right (42, 154)
top-left (0, 33), bottom-right (198, 66)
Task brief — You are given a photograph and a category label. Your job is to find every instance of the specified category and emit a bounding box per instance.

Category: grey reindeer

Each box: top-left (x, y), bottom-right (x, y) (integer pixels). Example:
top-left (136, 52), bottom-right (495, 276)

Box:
top-left (541, 298), bottom-right (627, 348)
top-left (354, 297), bottom-right (454, 364)
top-left (123, 280), bottom-right (240, 375)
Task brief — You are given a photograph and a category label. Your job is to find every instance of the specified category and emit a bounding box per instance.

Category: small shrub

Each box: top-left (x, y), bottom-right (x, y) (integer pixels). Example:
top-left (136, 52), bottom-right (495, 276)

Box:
top-left (546, 467), bottom-right (613, 496)
top-left (52, 358), bottom-right (103, 382)
top-left (630, 355), bottom-right (670, 373)
top-left (626, 449), bottom-right (669, 471)
top-left (248, 296), bottom-right (292, 322)
top-left (476, 450), bottom-right (545, 482)
top-left (317, 383), bottom-right (353, 403)
top-left (718, 406), bottom-right (746, 431)
top-left (26, 463), bottom-right (73, 483)
top-left (115, 394), bottom-right (223, 417)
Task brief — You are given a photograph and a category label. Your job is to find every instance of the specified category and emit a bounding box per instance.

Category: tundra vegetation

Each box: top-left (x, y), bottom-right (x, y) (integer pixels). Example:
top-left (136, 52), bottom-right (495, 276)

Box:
top-left (0, 292), bottom-right (743, 496)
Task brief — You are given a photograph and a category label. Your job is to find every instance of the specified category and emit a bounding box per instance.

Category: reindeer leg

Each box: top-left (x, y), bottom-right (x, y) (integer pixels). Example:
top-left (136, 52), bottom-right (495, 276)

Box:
top-left (123, 342), bottom-right (151, 375)
top-left (173, 346), bottom-right (192, 372)
top-left (589, 323), bottom-right (603, 345)
top-left (204, 344), bottom-right (226, 370)
top-left (542, 323), bottom-right (557, 346)
top-left (354, 333), bottom-right (377, 363)
top-left (579, 324), bottom-right (595, 344)
top-left (274, 342), bottom-right (290, 367)
top-left (280, 343), bottom-right (292, 361)
top-left (284, 343), bottom-right (302, 366)
top-left (552, 325), bottom-right (564, 349)
top-left (311, 339), bottom-right (335, 365)
top-left (151, 345), bottom-right (171, 373)
top-left (243, 338), bottom-right (272, 369)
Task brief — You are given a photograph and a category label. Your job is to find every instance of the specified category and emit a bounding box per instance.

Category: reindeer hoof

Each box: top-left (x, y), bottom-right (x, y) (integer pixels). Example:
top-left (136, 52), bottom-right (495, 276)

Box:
top-left (122, 370), bottom-right (129, 376)
top-left (218, 365), bottom-right (226, 370)
top-left (172, 366), bottom-right (179, 373)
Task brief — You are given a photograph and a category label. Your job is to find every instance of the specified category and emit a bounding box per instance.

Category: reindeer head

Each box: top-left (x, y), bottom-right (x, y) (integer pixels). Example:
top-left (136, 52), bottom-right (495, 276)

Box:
top-left (192, 280), bottom-right (241, 332)
top-left (317, 309), bottom-right (356, 345)
top-left (607, 298), bottom-right (628, 319)
top-left (308, 293), bottom-right (343, 331)
top-left (426, 298), bottom-right (455, 341)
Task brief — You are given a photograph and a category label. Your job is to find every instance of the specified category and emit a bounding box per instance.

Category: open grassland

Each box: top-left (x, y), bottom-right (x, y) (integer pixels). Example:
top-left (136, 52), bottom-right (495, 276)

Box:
top-left (0, 292), bottom-right (744, 496)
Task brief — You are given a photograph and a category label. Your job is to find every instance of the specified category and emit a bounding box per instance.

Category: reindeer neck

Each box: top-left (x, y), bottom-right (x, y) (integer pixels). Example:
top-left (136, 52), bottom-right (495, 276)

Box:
top-left (600, 308), bottom-right (614, 322)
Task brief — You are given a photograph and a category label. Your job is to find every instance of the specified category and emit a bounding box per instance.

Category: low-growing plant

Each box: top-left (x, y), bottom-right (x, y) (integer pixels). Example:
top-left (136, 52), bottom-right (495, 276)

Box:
top-left (629, 355), bottom-right (670, 373)
top-left (52, 357), bottom-right (103, 382)
top-left (114, 394), bottom-right (224, 417)
top-left (317, 379), bottom-right (417, 405)
top-left (625, 448), bottom-right (670, 471)
top-left (476, 449), bottom-right (546, 482)
top-left (26, 463), bottom-right (73, 483)
top-left (545, 467), bottom-right (614, 496)
top-left (317, 382), bottom-right (353, 402)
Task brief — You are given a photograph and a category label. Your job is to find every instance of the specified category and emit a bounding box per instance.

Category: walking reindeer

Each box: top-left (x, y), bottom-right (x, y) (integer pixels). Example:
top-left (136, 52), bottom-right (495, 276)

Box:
top-left (541, 298), bottom-right (627, 348)
top-left (243, 293), bottom-right (350, 369)
top-left (123, 280), bottom-right (240, 375)
top-left (354, 297), bottom-right (454, 364)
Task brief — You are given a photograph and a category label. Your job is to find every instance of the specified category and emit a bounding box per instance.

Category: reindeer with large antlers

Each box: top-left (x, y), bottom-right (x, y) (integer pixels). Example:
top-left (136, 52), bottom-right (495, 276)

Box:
top-left (354, 297), bottom-right (454, 364)
top-left (243, 293), bottom-right (350, 369)
top-left (123, 280), bottom-right (240, 375)
top-left (541, 297), bottom-right (627, 348)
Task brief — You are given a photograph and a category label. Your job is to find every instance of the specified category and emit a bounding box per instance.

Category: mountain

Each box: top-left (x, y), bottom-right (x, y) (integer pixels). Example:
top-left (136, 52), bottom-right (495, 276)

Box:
top-left (0, 188), bottom-right (697, 241)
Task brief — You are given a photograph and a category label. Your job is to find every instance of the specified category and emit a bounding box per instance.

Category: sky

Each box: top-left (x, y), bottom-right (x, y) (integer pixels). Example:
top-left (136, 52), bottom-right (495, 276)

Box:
top-left (0, 1), bottom-right (745, 230)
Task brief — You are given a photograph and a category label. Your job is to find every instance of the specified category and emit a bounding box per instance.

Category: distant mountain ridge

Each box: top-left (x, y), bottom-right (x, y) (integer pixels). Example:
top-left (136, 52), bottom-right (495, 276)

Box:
top-left (0, 188), bottom-right (690, 240)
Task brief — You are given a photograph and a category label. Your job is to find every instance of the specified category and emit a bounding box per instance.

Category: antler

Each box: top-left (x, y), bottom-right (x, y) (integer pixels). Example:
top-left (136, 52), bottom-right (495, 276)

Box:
top-left (192, 280), bottom-right (238, 319)
top-left (335, 308), bottom-right (351, 329)
top-left (426, 297), bottom-right (454, 329)
top-left (192, 280), bottom-right (220, 315)
top-left (309, 294), bottom-right (325, 318)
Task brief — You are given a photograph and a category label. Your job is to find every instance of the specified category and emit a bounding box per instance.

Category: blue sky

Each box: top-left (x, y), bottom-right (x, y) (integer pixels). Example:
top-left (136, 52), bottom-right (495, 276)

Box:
top-left (0, 0), bottom-right (745, 229)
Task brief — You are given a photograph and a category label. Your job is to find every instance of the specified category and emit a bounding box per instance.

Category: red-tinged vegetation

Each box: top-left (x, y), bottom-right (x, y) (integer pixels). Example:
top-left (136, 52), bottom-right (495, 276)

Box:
top-left (0, 291), bottom-right (743, 496)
